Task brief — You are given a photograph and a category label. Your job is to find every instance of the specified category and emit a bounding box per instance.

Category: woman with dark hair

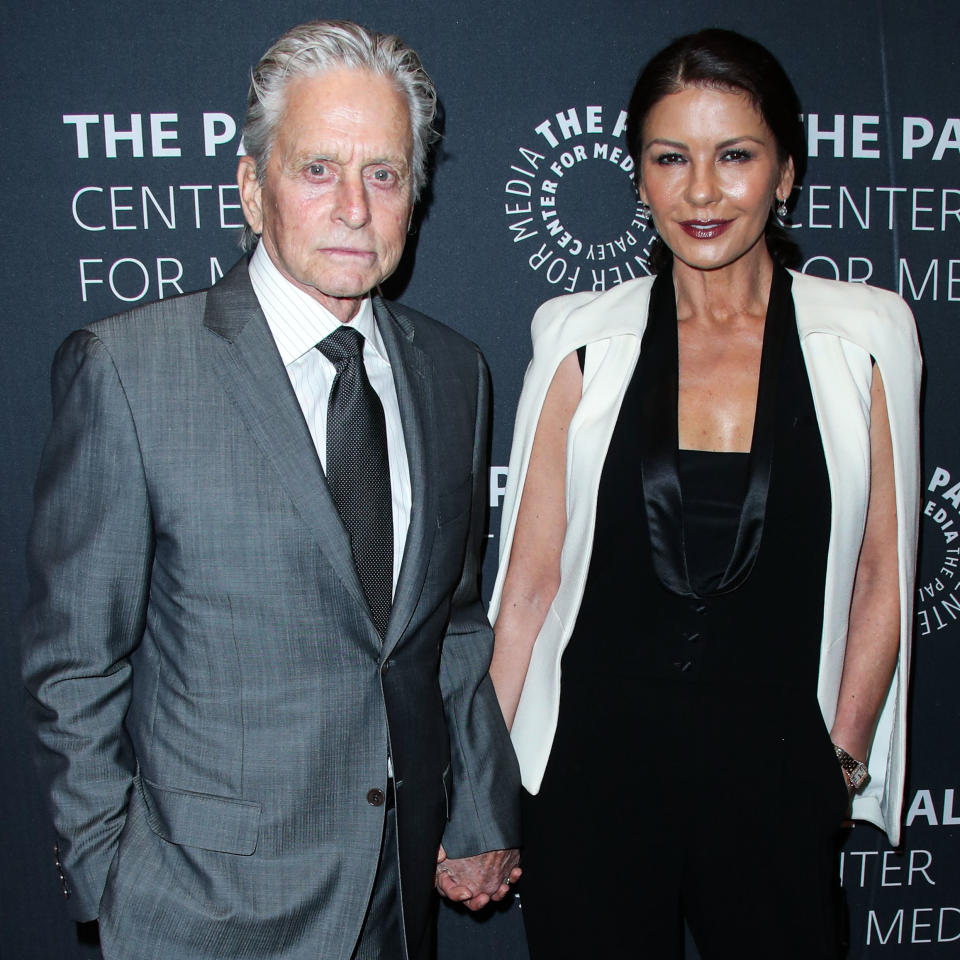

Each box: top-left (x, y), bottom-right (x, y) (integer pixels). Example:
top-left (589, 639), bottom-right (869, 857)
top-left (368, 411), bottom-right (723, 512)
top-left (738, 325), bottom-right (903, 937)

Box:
top-left (488, 29), bottom-right (920, 958)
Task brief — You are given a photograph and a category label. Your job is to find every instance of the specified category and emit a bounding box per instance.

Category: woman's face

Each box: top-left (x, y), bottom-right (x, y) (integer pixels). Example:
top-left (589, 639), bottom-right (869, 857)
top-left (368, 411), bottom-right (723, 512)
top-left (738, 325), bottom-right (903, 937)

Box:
top-left (637, 84), bottom-right (794, 273)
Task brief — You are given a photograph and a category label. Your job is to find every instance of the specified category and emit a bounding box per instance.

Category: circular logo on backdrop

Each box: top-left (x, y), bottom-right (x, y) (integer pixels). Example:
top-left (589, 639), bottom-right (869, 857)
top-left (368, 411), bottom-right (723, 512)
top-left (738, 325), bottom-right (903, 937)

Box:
top-left (501, 104), bottom-right (656, 294)
top-left (917, 464), bottom-right (960, 637)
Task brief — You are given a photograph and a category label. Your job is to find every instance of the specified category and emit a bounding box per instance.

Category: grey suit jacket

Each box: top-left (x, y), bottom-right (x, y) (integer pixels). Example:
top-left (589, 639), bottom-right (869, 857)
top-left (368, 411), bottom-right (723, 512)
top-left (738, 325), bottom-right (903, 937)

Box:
top-left (21, 258), bottom-right (520, 960)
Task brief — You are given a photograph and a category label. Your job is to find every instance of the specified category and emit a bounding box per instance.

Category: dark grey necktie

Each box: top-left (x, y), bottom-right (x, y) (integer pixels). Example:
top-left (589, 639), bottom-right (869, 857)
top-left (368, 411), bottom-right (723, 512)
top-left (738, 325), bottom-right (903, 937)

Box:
top-left (317, 326), bottom-right (393, 638)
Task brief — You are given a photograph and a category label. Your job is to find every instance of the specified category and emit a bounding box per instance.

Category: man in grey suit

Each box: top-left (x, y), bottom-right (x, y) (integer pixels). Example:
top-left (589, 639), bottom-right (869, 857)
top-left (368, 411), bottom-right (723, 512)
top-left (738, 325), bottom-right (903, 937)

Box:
top-left (21, 19), bottom-right (520, 960)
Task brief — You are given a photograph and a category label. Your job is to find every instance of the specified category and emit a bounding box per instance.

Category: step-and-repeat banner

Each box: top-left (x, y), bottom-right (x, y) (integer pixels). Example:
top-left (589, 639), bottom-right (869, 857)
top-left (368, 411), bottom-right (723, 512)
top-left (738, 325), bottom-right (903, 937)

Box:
top-left (2, 2), bottom-right (957, 957)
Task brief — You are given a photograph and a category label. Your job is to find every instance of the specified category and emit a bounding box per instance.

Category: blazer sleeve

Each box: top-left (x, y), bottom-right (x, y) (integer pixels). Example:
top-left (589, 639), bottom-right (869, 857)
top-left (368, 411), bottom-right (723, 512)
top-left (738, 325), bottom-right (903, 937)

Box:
top-left (437, 349), bottom-right (521, 857)
top-left (20, 329), bottom-right (154, 921)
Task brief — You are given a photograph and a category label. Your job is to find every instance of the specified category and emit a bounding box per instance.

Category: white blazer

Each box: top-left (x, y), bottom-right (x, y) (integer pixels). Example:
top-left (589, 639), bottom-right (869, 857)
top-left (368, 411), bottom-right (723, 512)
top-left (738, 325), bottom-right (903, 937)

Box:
top-left (489, 270), bottom-right (921, 844)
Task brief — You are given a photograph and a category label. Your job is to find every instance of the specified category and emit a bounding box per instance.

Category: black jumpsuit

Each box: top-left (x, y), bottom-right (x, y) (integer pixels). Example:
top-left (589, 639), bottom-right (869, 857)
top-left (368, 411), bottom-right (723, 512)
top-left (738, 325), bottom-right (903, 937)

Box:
top-left (519, 266), bottom-right (851, 959)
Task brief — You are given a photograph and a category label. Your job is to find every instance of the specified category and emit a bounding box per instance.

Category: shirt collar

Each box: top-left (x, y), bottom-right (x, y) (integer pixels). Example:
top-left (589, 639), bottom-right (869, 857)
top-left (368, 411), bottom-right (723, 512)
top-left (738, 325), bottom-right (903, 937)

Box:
top-left (248, 243), bottom-right (389, 367)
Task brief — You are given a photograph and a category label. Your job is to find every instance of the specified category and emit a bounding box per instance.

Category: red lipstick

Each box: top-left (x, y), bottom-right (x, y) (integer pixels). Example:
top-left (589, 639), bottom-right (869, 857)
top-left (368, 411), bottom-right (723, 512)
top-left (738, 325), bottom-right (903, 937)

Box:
top-left (679, 219), bottom-right (732, 240)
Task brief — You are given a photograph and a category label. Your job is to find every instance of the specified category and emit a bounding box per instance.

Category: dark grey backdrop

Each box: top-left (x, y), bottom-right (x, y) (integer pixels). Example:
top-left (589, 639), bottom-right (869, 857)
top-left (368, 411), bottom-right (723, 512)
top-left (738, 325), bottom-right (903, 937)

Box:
top-left (3, 2), bottom-right (958, 957)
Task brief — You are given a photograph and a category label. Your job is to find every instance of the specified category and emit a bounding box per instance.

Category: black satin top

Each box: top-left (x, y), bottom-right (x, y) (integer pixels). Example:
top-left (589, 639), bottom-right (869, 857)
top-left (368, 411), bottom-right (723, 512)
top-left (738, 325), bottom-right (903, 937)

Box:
top-left (566, 263), bottom-right (831, 690)
top-left (678, 450), bottom-right (749, 594)
top-left (636, 264), bottom-right (797, 599)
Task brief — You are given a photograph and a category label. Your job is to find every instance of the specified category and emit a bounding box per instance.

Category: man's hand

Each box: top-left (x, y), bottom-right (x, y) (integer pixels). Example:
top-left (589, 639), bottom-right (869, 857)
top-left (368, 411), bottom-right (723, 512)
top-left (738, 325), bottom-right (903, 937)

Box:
top-left (435, 844), bottom-right (521, 911)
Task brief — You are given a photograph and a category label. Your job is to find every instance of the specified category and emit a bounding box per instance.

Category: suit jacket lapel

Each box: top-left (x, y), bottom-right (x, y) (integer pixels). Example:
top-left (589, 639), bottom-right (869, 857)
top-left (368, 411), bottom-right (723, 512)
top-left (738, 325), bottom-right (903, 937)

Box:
top-left (373, 297), bottom-right (438, 654)
top-left (203, 260), bottom-right (372, 623)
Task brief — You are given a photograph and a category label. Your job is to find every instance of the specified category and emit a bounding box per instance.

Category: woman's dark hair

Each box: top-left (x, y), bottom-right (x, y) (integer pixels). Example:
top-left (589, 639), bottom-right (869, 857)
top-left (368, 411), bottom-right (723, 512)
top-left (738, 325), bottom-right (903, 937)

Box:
top-left (626, 29), bottom-right (806, 271)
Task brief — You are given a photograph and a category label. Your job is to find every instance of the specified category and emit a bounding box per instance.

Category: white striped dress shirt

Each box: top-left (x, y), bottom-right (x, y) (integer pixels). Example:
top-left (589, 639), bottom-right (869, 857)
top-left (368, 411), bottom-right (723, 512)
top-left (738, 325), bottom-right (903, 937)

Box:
top-left (248, 243), bottom-right (411, 595)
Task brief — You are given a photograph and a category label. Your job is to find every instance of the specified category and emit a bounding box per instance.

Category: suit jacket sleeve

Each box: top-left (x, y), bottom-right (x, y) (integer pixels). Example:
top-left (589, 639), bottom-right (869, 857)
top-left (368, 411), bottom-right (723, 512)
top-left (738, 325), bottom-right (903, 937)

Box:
top-left (20, 329), bottom-right (153, 921)
top-left (437, 349), bottom-right (521, 857)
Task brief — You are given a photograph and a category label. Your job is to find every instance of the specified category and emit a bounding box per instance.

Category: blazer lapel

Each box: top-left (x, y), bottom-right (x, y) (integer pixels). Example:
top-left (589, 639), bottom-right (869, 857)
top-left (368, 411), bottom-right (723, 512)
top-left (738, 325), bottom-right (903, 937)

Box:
top-left (373, 298), bottom-right (438, 654)
top-left (203, 260), bottom-right (372, 621)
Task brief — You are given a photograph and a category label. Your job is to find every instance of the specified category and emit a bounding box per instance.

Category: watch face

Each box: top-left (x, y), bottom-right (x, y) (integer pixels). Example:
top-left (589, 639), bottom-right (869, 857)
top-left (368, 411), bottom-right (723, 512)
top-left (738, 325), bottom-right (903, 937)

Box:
top-left (850, 765), bottom-right (869, 789)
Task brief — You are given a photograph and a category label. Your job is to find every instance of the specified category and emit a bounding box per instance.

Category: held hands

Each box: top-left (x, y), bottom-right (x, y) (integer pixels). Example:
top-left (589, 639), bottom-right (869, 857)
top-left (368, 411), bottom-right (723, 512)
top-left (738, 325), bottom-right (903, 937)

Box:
top-left (435, 844), bottom-right (522, 911)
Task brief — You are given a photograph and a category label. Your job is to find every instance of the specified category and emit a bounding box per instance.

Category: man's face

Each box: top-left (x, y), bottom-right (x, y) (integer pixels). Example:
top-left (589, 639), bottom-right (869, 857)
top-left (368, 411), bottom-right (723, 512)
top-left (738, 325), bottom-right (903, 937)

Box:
top-left (238, 68), bottom-right (414, 323)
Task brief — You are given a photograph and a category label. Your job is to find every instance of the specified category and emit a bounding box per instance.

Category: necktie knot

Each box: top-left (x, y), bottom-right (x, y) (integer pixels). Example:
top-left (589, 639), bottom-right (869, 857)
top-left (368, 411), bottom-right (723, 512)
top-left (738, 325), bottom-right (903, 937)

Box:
top-left (317, 326), bottom-right (365, 367)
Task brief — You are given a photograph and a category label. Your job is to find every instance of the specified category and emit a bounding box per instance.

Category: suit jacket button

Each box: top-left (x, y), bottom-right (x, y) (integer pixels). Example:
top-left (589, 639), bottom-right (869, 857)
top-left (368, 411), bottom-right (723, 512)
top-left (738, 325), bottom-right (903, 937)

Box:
top-left (367, 788), bottom-right (386, 807)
